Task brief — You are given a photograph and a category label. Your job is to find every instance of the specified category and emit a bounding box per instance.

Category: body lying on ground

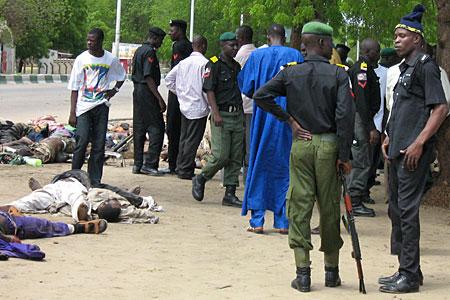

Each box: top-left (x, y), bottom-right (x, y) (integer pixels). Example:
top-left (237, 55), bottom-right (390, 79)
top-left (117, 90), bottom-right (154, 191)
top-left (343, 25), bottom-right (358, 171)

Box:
top-left (1, 170), bottom-right (162, 224)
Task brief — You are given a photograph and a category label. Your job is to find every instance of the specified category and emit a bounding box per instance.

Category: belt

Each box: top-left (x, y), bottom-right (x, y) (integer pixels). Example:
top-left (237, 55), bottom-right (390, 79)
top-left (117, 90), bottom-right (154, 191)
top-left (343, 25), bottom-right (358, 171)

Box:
top-left (218, 104), bottom-right (242, 112)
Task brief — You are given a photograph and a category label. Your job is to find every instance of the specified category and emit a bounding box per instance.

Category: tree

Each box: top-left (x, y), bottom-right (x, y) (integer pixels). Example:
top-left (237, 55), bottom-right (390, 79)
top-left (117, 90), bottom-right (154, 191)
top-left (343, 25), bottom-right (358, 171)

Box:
top-left (424, 0), bottom-right (450, 208)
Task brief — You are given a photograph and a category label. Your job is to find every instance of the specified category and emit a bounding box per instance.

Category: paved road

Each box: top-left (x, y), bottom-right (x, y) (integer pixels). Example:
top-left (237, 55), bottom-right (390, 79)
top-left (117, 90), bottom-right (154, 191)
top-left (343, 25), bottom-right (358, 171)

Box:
top-left (0, 81), bottom-right (169, 123)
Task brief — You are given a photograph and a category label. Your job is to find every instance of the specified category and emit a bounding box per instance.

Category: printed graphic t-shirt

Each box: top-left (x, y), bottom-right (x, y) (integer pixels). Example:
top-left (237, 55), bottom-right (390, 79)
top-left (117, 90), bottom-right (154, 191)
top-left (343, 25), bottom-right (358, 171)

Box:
top-left (68, 50), bottom-right (126, 116)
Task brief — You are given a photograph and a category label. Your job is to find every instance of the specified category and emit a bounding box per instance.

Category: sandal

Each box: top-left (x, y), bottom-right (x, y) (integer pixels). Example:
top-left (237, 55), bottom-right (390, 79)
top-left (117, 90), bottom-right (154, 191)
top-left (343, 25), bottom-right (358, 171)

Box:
top-left (76, 219), bottom-right (108, 234)
top-left (274, 228), bottom-right (288, 235)
top-left (247, 226), bottom-right (264, 234)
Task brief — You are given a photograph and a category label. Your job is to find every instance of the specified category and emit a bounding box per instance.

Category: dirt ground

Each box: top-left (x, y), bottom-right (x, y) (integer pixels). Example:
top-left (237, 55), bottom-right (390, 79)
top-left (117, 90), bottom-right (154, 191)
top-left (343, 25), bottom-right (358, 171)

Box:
top-left (1, 162), bottom-right (450, 300)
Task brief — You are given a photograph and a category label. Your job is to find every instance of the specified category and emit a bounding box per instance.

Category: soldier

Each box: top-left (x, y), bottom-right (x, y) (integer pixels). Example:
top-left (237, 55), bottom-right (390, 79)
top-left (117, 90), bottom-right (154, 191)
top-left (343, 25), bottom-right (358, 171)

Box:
top-left (164, 19), bottom-right (193, 174)
top-left (346, 38), bottom-right (381, 216)
top-left (252, 21), bottom-right (355, 292)
top-left (131, 27), bottom-right (167, 176)
top-left (379, 5), bottom-right (448, 293)
top-left (191, 32), bottom-right (244, 208)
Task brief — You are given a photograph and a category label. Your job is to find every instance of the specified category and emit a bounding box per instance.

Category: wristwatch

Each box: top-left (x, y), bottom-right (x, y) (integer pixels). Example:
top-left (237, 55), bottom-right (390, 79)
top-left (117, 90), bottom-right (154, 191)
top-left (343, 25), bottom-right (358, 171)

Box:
top-left (113, 86), bottom-right (120, 93)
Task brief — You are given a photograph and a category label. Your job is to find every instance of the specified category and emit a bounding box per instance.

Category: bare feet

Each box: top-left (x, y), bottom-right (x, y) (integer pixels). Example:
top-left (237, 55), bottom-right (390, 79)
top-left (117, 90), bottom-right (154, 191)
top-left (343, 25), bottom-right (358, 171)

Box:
top-left (128, 185), bottom-right (141, 195)
top-left (28, 177), bottom-right (42, 191)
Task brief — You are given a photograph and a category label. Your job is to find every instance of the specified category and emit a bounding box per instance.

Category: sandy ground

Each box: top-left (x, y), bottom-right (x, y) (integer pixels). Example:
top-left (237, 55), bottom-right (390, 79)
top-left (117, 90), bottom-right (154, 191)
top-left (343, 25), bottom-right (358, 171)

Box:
top-left (1, 163), bottom-right (450, 300)
top-left (1, 83), bottom-right (450, 299)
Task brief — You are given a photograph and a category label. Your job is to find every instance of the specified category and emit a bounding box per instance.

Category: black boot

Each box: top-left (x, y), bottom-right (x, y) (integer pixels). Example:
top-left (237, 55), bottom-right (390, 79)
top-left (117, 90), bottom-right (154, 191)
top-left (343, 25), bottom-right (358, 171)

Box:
top-left (325, 266), bottom-right (341, 287)
top-left (352, 201), bottom-right (376, 217)
top-left (379, 274), bottom-right (419, 293)
top-left (192, 174), bottom-right (206, 201)
top-left (222, 185), bottom-right (242, 207)
top-left (291, 267), bottom-right (311, 292)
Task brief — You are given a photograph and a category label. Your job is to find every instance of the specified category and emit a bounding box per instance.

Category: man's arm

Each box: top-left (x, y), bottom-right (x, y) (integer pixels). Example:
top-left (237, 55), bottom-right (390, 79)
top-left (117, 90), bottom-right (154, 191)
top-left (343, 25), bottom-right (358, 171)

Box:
top-left (336, 69), bottom-right (356, 173)
top-left (145, 76), bottom-right (166, 113)
top-left (164, 65), bottom-right (178, 94)
top-left (104, 80), bottom-right (125, 100)
top-left (206, 90), bottom-right (223, 127)
top-left (253, 71), bottom-right (290, 121)
top-left (68, 90), bottom-right (78, 127)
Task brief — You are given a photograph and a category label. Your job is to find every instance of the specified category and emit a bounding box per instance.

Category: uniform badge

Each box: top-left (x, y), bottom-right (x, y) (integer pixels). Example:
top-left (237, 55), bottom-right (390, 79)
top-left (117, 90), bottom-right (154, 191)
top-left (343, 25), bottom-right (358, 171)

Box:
top-left (357, 73), bottom-right (367, 81)
top-left (360, 62), bottom-right (367, 71)
top-left (173, 54), bottom-right (179, 61)
top-left (147, 57), bottom-right (154, 64)
top-left (203, 67), bottom-right (211, 78)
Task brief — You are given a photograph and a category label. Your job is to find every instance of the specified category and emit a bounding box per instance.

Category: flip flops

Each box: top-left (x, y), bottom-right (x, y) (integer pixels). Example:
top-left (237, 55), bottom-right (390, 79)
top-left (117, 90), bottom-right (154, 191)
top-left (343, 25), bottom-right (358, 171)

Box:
top-left (247, 226), bottom-right (264, 234)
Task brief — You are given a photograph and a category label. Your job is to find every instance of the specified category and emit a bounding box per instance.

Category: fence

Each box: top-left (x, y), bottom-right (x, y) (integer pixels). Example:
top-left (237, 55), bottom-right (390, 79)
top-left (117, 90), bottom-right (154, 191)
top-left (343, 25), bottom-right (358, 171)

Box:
top-left (19, 59), bottom-right (74, 75)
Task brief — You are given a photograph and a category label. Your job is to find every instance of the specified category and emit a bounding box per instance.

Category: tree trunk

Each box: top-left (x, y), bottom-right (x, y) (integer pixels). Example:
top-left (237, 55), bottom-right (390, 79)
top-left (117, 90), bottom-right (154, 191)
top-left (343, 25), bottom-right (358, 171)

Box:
top-left (423, 0), bottom-right (450, 208)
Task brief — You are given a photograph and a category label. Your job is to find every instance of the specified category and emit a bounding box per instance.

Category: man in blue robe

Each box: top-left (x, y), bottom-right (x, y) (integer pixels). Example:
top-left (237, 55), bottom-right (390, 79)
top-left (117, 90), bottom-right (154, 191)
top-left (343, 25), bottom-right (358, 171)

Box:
top-left (238, 24), bottom-right (304, 233)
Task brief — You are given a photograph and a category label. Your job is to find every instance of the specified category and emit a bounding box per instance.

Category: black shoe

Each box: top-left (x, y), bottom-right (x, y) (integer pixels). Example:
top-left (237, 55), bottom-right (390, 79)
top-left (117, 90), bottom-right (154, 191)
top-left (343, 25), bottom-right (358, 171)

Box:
top-left (362, 196), bottom-right (376, 204)
top-left (374, 180), bottom-right (381, 186)
top-left (132, 165), bottom-right (142, 174)
top-left (379, 274), bottom-right (419, 294)
top-left (177, 173), bottom-right (194, 180)
top-left (379, 271), bottom-right (423, 286)
top-left (352, 203), bottom-right (375, 217)
top-left (140, 166), bottom-right (164, 176)
top-left (291, 267), bottom-right (311, 292)
top-left (311, 226), bottom-right (320, 235)
top-left (325, 266), bottom-right (341, 287)
top-left (192, 174), bottom-right (206, 201)
top-left (222, 185), bottom-right (242, 208)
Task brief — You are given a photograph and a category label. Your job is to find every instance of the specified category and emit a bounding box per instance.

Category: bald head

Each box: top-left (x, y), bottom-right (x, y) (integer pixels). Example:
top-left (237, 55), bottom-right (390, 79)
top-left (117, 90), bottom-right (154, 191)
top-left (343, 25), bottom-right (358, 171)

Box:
top-left (360, 38), bottom-right (380, 64)
top-left (267, 24), bottom-right (285, 46)
top-left (192, 35), bottom-right (207, 55)
top-left (301, 33), bottom-right (333, 60)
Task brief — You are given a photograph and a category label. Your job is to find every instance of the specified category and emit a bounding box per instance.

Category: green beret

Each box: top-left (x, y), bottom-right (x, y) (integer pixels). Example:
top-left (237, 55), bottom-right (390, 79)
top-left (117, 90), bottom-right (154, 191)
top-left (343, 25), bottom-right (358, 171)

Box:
top-left (219, 32), bottom-right (236, 41)
top-left (301, 21), bottom-right (333, 37)
top-left (380, 48), bottom-right (396, 57)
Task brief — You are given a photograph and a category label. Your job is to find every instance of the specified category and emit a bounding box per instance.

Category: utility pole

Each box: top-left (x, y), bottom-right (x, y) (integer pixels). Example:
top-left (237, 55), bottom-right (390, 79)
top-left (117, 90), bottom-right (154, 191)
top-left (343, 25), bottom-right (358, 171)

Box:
top-left (114, 0), bottom-right (122, 57)
top-left (189, 0), bottom-right (195, 41)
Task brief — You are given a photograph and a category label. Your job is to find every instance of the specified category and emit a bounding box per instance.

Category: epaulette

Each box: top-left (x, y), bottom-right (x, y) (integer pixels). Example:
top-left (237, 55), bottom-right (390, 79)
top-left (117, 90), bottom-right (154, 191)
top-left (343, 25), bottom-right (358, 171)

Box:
top-left (280, 61), bottom-right (299, 70)
top-left (336, 63), bottom-right (349, 71)
top-left (360, 62), bottom-right (368, 71)
top-left (419, 54), bottom-right (431, 64)
top-left (210, 56), bottom-right (219, 63)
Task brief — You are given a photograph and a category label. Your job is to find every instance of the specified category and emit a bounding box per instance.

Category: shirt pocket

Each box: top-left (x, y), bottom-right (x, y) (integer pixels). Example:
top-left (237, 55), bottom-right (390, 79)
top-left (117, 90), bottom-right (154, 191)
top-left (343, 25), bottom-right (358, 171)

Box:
top-left (218, 70), bottom-right (232, 87)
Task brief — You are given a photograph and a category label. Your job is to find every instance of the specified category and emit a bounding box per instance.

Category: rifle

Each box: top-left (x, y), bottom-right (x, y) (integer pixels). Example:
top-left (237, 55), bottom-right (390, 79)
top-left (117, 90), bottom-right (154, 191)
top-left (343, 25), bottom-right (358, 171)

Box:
top-left (339, 169), bottom-right (367, 294)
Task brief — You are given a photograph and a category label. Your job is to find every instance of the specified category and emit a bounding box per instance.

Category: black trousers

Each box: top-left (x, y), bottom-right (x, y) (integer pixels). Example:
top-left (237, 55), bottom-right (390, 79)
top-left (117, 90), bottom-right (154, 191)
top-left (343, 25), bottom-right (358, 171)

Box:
top-left (368, 139), bottom-right (382, 189)
top-left (133, 84), bottom-right (165, 169)
top-left (388, 146), bottom-right (433, 282)
top-left (94, 183), bottom-right (143, 207)
top-left (176, 115), bottom-right (207, 177)
top-left (166, 91), bottom-right (182, 171)
top-left (72, 103), bottom-right (109, 186)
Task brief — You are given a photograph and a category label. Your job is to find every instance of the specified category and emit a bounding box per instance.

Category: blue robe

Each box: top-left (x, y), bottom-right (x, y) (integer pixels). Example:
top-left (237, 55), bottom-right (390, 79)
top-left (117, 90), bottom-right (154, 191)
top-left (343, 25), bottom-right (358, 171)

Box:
top-left (239, 45), bottom-right (303, 217)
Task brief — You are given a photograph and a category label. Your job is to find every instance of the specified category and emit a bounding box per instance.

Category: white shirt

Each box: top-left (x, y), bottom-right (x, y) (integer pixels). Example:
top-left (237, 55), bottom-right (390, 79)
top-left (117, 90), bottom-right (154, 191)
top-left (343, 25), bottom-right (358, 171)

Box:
top-left (235, 44), bottom-right (257, 114)
top-left (68, 50), bottom-right (126, 116)
top-left (373, 65), bottom-right (388, 132)
top-left (164, 52), bottom-right (209, 119)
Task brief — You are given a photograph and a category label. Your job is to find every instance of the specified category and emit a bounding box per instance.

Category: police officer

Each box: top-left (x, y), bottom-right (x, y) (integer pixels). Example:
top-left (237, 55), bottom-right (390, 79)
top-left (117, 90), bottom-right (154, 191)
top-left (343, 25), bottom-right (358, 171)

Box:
top-left (164, 19), bottom-right (193, 174)
top-left (347, 38), bottom-right (381, 217)
top-left (379, 4), bottom-right (448, 293)
top-left (131, 27), bottom-right (167, 176)
top-left (252, 21), bottom-right (355, 292)
top-left (191, 32), bottom-right (244, 208)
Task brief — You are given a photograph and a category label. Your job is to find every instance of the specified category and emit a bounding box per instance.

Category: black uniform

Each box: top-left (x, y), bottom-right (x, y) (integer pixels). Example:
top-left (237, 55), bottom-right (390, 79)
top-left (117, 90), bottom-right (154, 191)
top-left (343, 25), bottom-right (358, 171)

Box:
top-left (346, 58), bottom-right (381, 207)
top-left (167, 38), bottom-right (193, 172)
top-left (131, 42), bottom-right (165, 170)
top-left (387, 53), bottom-right (446, 282)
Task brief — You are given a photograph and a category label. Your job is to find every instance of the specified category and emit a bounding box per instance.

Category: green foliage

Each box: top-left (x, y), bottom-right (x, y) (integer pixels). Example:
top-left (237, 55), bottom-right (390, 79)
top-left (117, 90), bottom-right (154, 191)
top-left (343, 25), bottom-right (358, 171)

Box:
top-left (0, 0), bottom-right (442, 63)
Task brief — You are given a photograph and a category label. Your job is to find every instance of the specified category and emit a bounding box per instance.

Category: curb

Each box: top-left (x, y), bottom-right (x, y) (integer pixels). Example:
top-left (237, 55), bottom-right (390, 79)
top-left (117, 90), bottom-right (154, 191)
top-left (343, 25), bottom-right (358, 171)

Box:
top-left (0, 74), bottom-right (147, 84)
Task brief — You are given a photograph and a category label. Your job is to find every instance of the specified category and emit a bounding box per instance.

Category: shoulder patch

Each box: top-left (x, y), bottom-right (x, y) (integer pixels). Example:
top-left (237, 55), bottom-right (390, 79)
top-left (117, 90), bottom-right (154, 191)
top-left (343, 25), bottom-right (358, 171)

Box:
top-left (280, 61), bottom-right (299, 70)
top-left (210, 56), bottom-right (219, 63)
top-left (419, 54), bottom-right (431, 63)
top-left (360, 62), bottom-right (368, 71)
top-left (336, 63), bottom-right (349, 71)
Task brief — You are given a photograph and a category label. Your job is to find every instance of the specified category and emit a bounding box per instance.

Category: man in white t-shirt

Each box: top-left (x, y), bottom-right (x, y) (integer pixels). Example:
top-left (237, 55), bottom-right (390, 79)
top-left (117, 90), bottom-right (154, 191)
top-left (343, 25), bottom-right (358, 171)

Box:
top-left (165, 35), bottom-right (209, 179)
top-left (67, 28), bottom-right (126, 186)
